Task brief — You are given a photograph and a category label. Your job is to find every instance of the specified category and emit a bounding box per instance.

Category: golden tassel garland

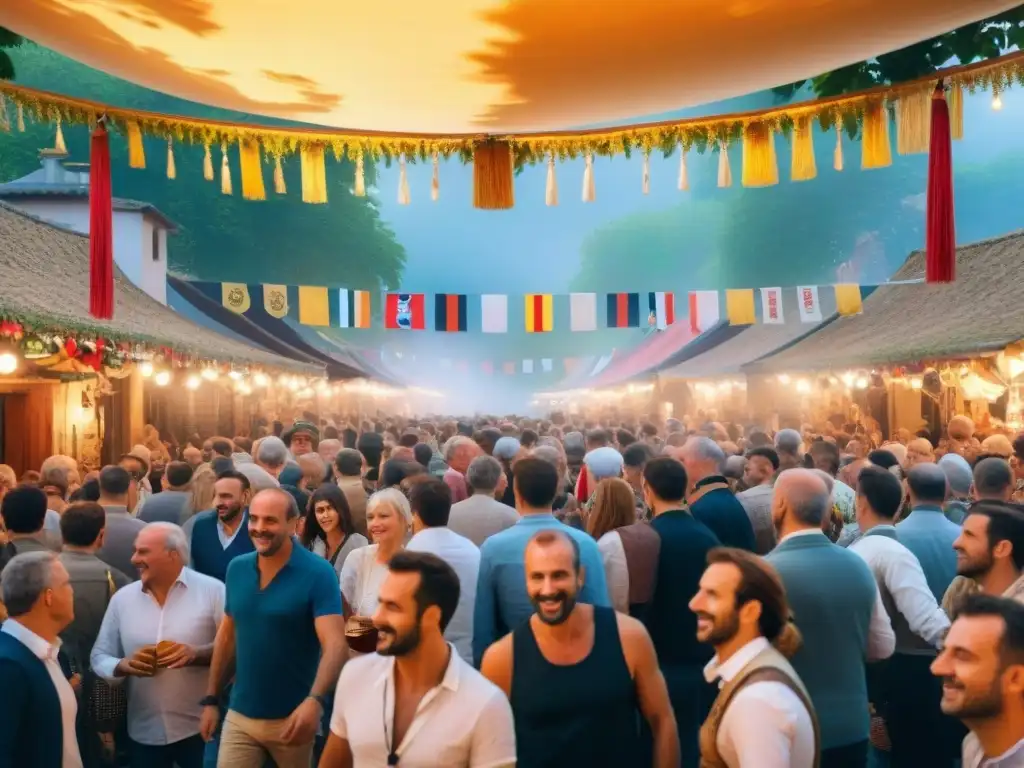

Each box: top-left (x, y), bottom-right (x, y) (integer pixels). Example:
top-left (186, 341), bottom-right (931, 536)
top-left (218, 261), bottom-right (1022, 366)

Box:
top-left (431, 152), bottom-right (440, 202)
top-left (220, 142), bottom-right (232, 195)
top-left (54, 119), bottom-right (67, 154)
top-left (949, 84), bottom-right (964, 140)
top-left (126, 120), bottom-right (146, 169)
top-left (239, 139), bottom-right (266, 201)
top-left (472, 141), bottom-right (514, 209)
top-left (717, 142), bottom-right (733, 188)
top-left (861, 101), bottom-right (892, 170)
top-left (642, 152), bottom-right (650, 195)
top-left (834, 120), bottom-right (844, 172)
top-left (545, 152), bottom-right (558, 206)
top-left (273, 155), bottom-right (286, 194)
top-left (790, 115), bottom-right (817, 182)
top-left (397, 155), bottom-right (410, 205)
top-left (203, 144), bottom-right (214, 181)
top-left (678, 150), bottom-right (689, 191)
top-left (299, 144), bottom-right (327, 204)
top-left (166, 138), bottom-right (176, 180)
top-left (896, 90), bottom-right (931, 155)
top-left (353, 153), bottom-right (366, 197)
top-left (741, 122), bottom-right (779, 187)
top-left (16, 103), bottom-right (24, 132)
top-left (582, 152), bottom-right (596, 202)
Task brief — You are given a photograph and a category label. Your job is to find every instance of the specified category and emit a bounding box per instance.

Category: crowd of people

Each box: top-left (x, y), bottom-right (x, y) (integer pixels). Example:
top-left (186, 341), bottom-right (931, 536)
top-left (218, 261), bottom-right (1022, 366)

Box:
top-left (1, 409), bottom-right (1024, 768)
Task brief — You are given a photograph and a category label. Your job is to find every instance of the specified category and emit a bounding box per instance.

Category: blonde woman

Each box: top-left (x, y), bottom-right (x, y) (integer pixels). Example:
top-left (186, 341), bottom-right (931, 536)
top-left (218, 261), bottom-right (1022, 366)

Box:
top-left (340, 488), bottom-right (411, 652)
top-left (588, 478), bottom-right (661, 616)
top-left (189, 464), bottom-right (217, 516)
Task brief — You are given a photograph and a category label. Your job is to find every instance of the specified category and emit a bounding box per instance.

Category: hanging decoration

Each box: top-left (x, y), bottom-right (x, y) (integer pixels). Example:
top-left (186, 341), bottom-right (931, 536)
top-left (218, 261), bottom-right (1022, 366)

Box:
top-left (54, 118), bottom-right (67, 154)
top-left (926, 82), bottom-right (955, 284)
top-left (641, 151), bottom-right (650, 195)
top-left (353, 153), bottom-right (366, 197)
top-left (582, 152), bottom-right (595, 202)
top-left (166, 137), bottom-right (176, 180)
top-left (220, 141), bottom-right (232, 195)
top-left (88, 122), bottom-right (114, 320)
top-left (239, 138), bottom-right (266, 201)
top-left (677, 150), bottom-right (689, 191)
top-left (202, 143), bottom-right (214, 181)
top-left (16, 102), bottom-right (24, 132)
top-left (126, 120), bottom-right (145, 169)
top-left (896, 89), bottom-right (931, 155)
top-left (545, 152), bottom-right (558, 206)
top-left (431, 151), bottom-right (440, 202)
top-left (472, 141), bottom-right (514, 209)
top-left (741, 123), bottom-right (778, 187)
top-left (833, 118), bottom-right (844, 172)
top-left (300, 143), bottom-right (327, 204)
top-left (717, 143), bottom-right (732, 188)
top-left (790, 116), bottom-right (816, 182)
top-left (397, 154), bottom-right (411, 205)
top-left (861, 101), bottom-right (892, 169)
top-left (273, 154), bottom-right (286, 194)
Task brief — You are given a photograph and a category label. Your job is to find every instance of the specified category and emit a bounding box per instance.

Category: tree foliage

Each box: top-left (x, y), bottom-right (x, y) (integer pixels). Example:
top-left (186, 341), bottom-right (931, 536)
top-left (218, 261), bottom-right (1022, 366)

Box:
top-left (0, 28), bottom-right (22, 81)
top-left (776, 9), bottom-right (1024, 99)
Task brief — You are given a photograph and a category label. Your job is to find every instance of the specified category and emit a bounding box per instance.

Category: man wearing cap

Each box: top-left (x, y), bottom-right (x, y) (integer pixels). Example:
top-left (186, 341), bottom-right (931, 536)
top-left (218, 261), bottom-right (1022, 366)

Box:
top-left (282, 421), bottom-right (319, 458)
top-left (119, 446), bottom-right (152, 513)
top-left (582, 446), bottom-right (626, 509)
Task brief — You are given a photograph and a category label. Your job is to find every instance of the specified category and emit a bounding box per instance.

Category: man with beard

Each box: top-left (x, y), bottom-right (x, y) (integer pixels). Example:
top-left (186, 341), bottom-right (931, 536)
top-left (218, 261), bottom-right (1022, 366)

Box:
top-left (931, 594), bottom-right (1024, 767)
top-left (321, 551), bottom-right (515, 767)
top-left (689, 547), bottom-right (817, 767)
top-left (480, 530), bottom-right (679, 768)
top-left (943, 502), bottom-right (1024, 617)
top-left (184, 471), bottom-right (255, 583)
top-left (200, 489), bottom-right (345, 768)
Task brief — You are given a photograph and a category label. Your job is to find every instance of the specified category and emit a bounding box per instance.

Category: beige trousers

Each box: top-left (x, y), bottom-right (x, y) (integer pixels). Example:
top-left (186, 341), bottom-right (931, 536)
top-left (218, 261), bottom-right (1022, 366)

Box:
top-left (217, 710), bottom-right (314, 768)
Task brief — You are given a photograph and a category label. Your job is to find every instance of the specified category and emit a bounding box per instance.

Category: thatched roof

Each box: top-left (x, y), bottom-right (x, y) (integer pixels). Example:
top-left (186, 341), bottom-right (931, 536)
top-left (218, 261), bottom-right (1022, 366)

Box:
top-left (745, 231), bottom-right (1024, 374)
top-left (0, 201), bottom-right (322, 373)
top-left (661, 289), bottom-right (837, 379)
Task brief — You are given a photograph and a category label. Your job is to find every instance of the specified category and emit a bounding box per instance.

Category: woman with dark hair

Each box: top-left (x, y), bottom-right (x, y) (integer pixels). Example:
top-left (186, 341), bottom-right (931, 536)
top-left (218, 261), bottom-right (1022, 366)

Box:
top-left (302, 484), bottom-right (369, 577)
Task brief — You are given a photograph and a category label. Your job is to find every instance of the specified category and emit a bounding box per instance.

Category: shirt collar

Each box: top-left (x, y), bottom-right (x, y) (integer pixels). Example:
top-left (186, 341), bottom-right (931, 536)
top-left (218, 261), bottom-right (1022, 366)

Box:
top-left (408, 527), bottom-right (454, 545)
top-left (375, 643), bottom-right (461, 693)
top-left (102, 504), bottom-right (130, 516)
top-left (516, 513), bottom-right (556, 524)
top-left (694, 475), bottom-right (729, 491)
top-left (142, 566), bottom-right (192, 594)
top-left (704, 637), bottom-right (770, 685)
top-left (778, 528), bottom-right (826, 545)
top-left (1, 619), bottom-right (61, 661)
top-left (910, 504), bottom-right (945, 514)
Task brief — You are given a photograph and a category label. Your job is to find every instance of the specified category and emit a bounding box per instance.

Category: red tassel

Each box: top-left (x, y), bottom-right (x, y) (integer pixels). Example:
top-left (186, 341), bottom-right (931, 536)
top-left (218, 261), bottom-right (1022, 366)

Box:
top-left (89, 123), bottom-right (114, 318)
top-left (926, 82), bottom-right (955, 283)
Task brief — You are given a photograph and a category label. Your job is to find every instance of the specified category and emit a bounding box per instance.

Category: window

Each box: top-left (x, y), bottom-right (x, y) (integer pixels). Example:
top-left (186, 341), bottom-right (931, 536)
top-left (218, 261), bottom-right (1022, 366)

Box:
top-left (152, 227), bottom-right (161, 261)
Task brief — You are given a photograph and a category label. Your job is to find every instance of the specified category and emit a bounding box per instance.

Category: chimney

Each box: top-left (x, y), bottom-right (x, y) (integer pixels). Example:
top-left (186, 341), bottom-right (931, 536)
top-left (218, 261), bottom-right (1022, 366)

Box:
top-left (39, 147), bottom-right (69, 185)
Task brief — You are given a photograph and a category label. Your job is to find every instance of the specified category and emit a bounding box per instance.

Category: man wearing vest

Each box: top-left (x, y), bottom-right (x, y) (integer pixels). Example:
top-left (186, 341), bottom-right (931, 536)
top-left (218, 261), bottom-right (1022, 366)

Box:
top-left (691, 546), bottom-right (818, 767)
top-left (185, 471), bottom-right (255, 583)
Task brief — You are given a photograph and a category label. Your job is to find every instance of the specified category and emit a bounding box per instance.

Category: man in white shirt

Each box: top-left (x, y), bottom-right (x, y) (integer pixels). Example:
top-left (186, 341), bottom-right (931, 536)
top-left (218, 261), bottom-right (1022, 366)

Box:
top-left (320, 550), bottom-right (515, 768)
top-left (849, 466), bottom-right (953, 767)
top-left (92, 523), bottom-right (225, 768)
top-left (690, 546), bottom-right (816, 767)
top-left (0, 551), bottom-right (82, 767)
top-left (405, 476), bottom-right (480, 664)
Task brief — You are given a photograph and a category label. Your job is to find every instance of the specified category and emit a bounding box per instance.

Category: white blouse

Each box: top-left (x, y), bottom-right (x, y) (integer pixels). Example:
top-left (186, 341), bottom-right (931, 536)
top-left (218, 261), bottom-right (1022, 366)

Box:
top-left (340, 544), bottom-right (390, 617)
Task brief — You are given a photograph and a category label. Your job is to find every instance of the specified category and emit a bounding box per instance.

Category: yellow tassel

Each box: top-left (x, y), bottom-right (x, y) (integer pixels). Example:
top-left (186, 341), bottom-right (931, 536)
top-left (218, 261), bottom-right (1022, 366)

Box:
top-left (203, 144), bottom-right (214, 181)
top-left (398, 155), bottom-right (410, 205)
top-left (353, 153), bottom-right (366, 197)
top-left (54, 119), bottom-right (67, 154)
top-left (16, 103), bottom-right (24, 132)
top-left (834, 120), bottom-right (844, 172)
top-left (861, 101), bottom-right (892, 170)
top-left (299, 144), bottom-right (328, 204)
top-left (641, 152), bottom-right (650, 195)
top-left (545, 152), bottom-right (558, 206)
top-left (717, 143), bottom-right (732, 188)
top-left (166, 138), bottom-right (176, 180)
top-left (949, 84), bottom-right (964, 140)
top-left (431, 152), bottom-right (440, 202)
top-left (273, 155), bottom-right (286, 194)
top-left (126, 120), bottom-right (145, 169)
top-left (220, 142), bottom-right (232, 195)
top-left (678, 150), bottom-right (689, 191)
top-left (741, 123), bottom-right (779, 187)
top-left (582, 152), bottom-right (595, 202)
top-left (472, 141), bottom-right (515, 209)
top-left (239, 138), bottom-right (266, 201)
top-left (790, 115), bottom-right (817, 182)
top-left (896, 90), bottom-right (930, 155)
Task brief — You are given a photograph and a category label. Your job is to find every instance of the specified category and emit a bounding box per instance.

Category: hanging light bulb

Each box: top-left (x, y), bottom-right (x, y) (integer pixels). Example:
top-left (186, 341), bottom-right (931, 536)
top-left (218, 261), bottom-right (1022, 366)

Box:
top-left (777, 374), bottom-right (791, 385)
top-left (910, 376), bottom-right (923, 390)
top-left (140, 361), bottom-right (154, 378)
top-left (253, 372), bottom-right (269, 387)
top-left (855, 376), bottom-right (869, 390)
top-left (228, 370), bottom-right (243, 381)
top-left (992, 94), bottom-right (1004, 111)
top-left (841, 372), bottom-right (855, 387)
top-left (201, 367), bottom-right (218, 381)
top-left (186, 375), bottom-right (201, 391)
top-left (154, 370), bottom-right (171, 387)
top-left (0, 352), bottom-right (17, 375)
top-left (237, 382), bottom-right (253, 396)
top-left (796, 379), bottom-right (811, 394)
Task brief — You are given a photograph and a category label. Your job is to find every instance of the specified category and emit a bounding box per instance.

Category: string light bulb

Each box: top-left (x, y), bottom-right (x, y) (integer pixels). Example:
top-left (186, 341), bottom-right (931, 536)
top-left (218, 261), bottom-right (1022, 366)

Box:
top-left (201, 368), bottom-right (218, 381)
top-left (796, 379), bottom-right (811, 394)
top-left (228, 370), bottom-right (243, 381)
top-left (841, 372), bottom-right (855, 387)
top-left (910, 376), bottom-right (923, 390)
top-left (855, 376), bottom-right (869, 389)
top-left (992, 94), bottom-right (1004, 111)
top-left (0, 352), bottom-right (17, 375)
top-left (154, 370), bottom-right (171, 387)
top-left (140, 361), bottom-right (154, 378)
top-left (186, 375), bottom-right (200, 390)
top-left (253, 372), bottom-right (269, 387)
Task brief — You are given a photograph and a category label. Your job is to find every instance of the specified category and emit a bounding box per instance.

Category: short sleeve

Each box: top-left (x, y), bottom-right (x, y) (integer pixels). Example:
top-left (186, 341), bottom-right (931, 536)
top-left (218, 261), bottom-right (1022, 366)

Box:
top-left (311, 559), bottom-right (344, 618)
top-left (469, 688), bottom-right (517, 768)
top-left (340, 547), bottom-right (363, 607)
top-left (209, 578), bottom-right (227, 626)
top-left (224, 558), bottom-right (240, 617)
top-left (329, 662), bottom-right (358, 739)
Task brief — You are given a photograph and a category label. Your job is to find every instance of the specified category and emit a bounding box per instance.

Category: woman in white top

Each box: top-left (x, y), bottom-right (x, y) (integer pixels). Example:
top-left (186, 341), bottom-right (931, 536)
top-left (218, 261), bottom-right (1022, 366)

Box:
top-left (340, 488), bottom-right (411, 650)
top-left (302, 484), bottom-right (369, 580)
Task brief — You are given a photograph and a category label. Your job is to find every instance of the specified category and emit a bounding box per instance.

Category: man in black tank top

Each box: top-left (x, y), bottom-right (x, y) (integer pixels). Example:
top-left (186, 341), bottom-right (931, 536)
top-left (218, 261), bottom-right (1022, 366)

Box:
top-left (480, 529), bottom-right (679, 767)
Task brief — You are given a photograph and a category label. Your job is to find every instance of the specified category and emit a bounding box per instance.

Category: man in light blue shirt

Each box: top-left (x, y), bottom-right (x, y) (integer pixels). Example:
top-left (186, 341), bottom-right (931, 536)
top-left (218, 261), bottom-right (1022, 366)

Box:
top-left (898, 463), bottom-right (962, 602)
top-left (473, 457), bottom-right (610, 666)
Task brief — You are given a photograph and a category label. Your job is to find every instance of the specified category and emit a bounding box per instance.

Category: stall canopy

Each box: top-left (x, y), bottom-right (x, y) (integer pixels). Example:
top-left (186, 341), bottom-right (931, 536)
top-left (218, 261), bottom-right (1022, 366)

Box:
top-left (2, 2), bottom-right (1014, 133)
top-left (660, 291), bottom-right (837, 380)
top-left (745, 230), bottom-right (1024, 374)
top-left (0, 201), bottom-right (322, 373)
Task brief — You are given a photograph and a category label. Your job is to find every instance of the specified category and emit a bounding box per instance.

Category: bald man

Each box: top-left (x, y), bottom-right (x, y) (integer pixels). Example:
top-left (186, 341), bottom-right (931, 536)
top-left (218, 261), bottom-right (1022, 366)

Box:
top-left (678, 438), bottom-right (755, 551)
top-left (898, 463), bottom-right (962, 602)
top-left (766, 469), bottom-right (894, 765)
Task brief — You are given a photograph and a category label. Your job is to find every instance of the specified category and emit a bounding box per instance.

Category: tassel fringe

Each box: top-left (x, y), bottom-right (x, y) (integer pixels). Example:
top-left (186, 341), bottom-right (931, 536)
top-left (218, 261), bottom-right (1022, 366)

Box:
top-left (431, 152), bottom-right (440, 202)
top-left (54, 119), bottom-right (67, 154)
top-left (861, 101), bottom-right (892, 170)
top-left (678, 150), bottom-right (689, 191)
top-left (0, 95), bottom-right (8, 133)
top-left (398, 155), bottom-right (410, 205)
top-left (472, 142), bottom-right (514, 209)
top-left (354, 153), bottom-right (366, 197)
top-left (273, 155), bottom-right (286, 194)
top-left (203, 144), bottom-right (214, 181)
top-left (642, 152), bottom-right (650, 195)
top-left (166, 138), bottom-right (176, 180)
top-left (545, 152), bottom-right (558, 206)
top-left (16, 103), bottom-right (24, 132)
top-left (834, 121), bottom-right (844, 172)
top-left (220, 141), bottom-right (232, 195)
top-left (582, 153), bottom-right (595, 202)
top-left (299, 144), bottom-right (328, 204)
top-left (239, 139), bottom-right (266, 201)
top-left (790, 115), bottom-right (817, 182)
top-left (897, 91), bottom-right (931, 155)
top-left (949, 84), bottom-right (964, 140)
top-left (126, 120), bottom-right (146, 169)
top-left (717, 143), bottom-right (732, 188)
top-left (741, 123), bottom-right (778, 187)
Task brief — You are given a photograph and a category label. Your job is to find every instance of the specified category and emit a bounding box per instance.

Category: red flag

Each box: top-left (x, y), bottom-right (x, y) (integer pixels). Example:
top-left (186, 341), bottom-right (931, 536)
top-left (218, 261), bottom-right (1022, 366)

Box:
top-left (89, 124), bottom-right (114, 319)
top-left (385, 293), bottom-right (425, 330)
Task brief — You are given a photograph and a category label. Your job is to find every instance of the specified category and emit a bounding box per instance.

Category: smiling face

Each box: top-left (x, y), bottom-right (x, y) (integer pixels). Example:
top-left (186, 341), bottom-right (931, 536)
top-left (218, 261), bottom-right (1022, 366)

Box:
top-left (213, 477), bottom-right (248, 523)
top-left (373, 570), bottom-right (426, 656)
top-left (314, 500), bottom-right (340, 535)
top-left (131, 526), bottom-right (180, 590)
top-left (367, 501), bottom-right (407, 548)
top-left (248, 491), bottom-right (296, 557)
top-left (689, 562), bottom-right (744, 645)
top-left (525, 534), bottom-right (582, 626)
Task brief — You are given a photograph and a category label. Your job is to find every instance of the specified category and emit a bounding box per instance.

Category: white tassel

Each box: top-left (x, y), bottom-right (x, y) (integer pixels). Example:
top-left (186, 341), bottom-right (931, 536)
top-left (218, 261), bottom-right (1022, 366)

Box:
top-left (54, 119), bottom-right (67, 154)
top-left (353, 153), bottom-right (366, 197)
top-left (545, 152), bottom-right (558, 206)
top-left (717, 142), bottom-right (732, 188)
top-left (677, 150), bottom-right (690, 191)
top-left (582, 153), bottom-right (595, 203)
top-left (430, 152), bottom-right (439, 202)
top-left (0, 95), bottom-right (8, 133)
top-left (166, 137), bottom-right (176, 179)
top-left (203, 144), bottom-right (214, 181)
top-left (397, 154), bottom-right (410, 205)
top-left (220, 141), bottom-right (232, 195)
top-left (16, 103), bottom-right (24, 132)
top-left (642, 152), bottom-right (650, 195)
top-left (834, 119), bottom-right (844, 172)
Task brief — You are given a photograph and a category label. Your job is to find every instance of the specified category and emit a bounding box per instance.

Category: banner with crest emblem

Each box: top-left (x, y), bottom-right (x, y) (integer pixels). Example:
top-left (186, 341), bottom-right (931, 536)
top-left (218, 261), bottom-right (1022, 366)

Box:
top-left (263, 284), bottom-right (289, 319)
top-left (221, 283), bottom-right (251, 314)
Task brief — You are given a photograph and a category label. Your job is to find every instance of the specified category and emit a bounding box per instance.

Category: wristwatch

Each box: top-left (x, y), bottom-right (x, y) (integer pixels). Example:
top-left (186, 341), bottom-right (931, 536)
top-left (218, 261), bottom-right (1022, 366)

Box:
top-left (307, 694), bottom-right (329, 711)
top-left (199, 695), bottom-right (219, 708)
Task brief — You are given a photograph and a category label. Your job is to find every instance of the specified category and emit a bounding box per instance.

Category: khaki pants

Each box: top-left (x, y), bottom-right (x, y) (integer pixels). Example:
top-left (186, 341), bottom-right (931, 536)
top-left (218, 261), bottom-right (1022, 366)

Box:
top-left (217, 710), bottom-right (314, 768)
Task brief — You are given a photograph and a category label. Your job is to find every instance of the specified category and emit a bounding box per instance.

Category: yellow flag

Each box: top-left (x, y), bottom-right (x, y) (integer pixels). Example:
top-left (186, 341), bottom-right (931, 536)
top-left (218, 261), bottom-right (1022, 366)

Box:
top-left (524, 294), bottom-right (554, 332)
top-left (263, 284), bottom-right (289, 318)
top-left (834, 284), bottom-right (863, 316)
top-left (298, 286), bottom-right (330, 326)
top-left (221, 283), bottom-right (250, 314)
top-left (725, 289), bottom-right (756, 325)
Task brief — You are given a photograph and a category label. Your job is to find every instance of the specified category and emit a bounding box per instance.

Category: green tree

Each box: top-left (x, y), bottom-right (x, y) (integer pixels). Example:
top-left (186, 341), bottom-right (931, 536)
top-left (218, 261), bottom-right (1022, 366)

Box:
top-left (0, 28), bottom-right (21, 80)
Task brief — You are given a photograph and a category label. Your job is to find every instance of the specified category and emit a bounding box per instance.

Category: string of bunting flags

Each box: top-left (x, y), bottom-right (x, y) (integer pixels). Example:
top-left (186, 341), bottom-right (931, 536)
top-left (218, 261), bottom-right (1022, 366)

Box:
top-left (215, 282), bottom-right (869, 333)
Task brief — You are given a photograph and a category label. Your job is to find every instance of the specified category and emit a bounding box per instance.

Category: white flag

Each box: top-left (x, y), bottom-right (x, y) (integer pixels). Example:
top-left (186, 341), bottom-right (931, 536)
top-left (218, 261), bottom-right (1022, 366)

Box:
top-left (522, 359), bottom-right (534, 374)
top-left (689, 291), bottom-right (720, 333)
top-left (481, 294), bottom-right (508, 333)
top-left (541, 358), bottom-right (553, 373)
top-left (797, 286), bottom-right (822, 323)
top-left (760, 287), bottom-right (784, 324)
top-left (569, 293), bottom-right (598, 332)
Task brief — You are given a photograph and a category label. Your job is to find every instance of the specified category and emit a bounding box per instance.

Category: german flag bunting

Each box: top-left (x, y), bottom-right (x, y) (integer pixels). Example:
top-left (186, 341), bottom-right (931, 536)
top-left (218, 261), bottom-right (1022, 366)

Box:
top-left (525, 294), bottom-right (554, 332)
top-left (434, 293), bottom-right (468, 332)
top-left (606, 293), bottom-right (640, 328)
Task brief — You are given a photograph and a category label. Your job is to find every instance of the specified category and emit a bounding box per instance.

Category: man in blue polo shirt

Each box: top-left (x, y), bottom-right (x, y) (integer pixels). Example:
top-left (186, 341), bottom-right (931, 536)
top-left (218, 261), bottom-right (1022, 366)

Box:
top-left (199, 488), bottom-right (346, 768)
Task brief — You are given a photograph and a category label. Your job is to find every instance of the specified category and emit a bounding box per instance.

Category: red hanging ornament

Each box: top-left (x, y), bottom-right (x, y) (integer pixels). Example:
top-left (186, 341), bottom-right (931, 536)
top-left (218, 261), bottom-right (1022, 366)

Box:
top-left (926, 81), bottom-right (956, 283)
top-left (89, 122), bottom-right (115, 318)
top-left (64, 338), bottom-right (78, 358)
